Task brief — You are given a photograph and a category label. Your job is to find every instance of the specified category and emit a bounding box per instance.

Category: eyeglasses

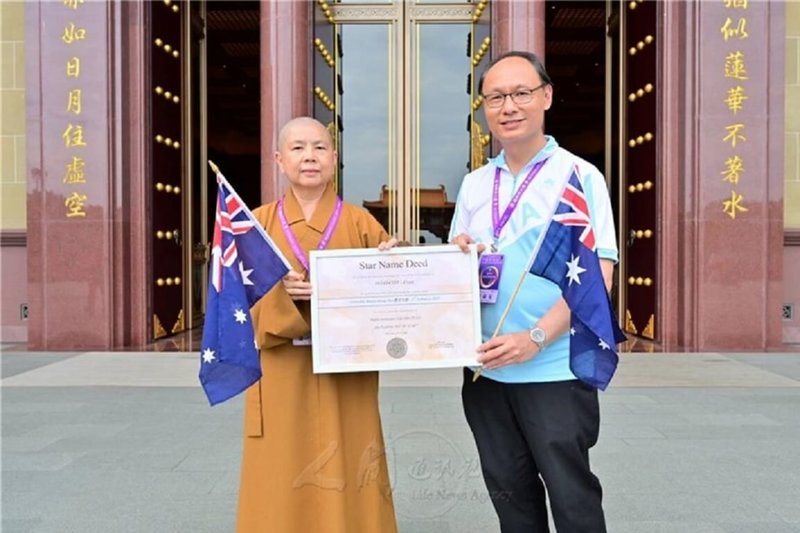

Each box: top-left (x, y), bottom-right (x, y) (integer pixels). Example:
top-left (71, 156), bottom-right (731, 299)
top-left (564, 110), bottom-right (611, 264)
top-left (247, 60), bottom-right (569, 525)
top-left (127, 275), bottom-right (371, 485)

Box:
top-left (481, 83), bottom-right (548, 109)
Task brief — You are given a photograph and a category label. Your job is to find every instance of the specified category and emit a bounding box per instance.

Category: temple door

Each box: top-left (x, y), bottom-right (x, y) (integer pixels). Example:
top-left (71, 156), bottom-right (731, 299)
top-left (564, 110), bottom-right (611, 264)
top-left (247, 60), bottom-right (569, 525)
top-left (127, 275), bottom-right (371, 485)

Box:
top-left (149, 0), bottom-right (187, 339)
top-left (621, 0), bottom-right (658, 340)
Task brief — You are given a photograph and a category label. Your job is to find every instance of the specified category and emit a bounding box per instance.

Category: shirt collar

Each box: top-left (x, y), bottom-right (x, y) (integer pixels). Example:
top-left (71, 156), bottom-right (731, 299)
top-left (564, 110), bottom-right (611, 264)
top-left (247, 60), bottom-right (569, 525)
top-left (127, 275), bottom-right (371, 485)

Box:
top-left (488, 135), bottom-right (559, 177)
top-left (282, 182), bottom-right (339, 233)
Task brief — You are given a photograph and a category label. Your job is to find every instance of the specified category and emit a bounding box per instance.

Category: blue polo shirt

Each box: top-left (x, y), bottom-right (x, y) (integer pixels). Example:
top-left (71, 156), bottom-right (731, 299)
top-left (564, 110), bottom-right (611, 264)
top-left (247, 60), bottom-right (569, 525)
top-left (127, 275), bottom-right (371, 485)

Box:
top-left (449, 136), bottom-right (619, 383)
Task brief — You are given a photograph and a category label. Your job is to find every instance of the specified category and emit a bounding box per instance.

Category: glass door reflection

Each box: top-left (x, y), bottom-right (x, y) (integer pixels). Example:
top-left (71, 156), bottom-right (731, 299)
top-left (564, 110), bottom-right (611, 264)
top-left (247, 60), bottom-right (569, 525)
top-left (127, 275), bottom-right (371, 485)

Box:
top-left (413, 22), bottom-right (470, 244)
top-left (323, 2), bottom-right (476, 244)
top-left (339, 23), bottom-right (397, 234)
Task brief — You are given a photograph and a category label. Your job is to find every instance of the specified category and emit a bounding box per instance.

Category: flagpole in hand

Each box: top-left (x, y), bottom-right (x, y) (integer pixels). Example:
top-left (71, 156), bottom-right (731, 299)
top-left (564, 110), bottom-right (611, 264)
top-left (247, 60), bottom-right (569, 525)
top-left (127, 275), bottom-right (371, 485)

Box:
top-left (474, 167), bottom-right (625, 389)
top-left (199, 160), bottom-right (291, 405)
top-left (472, 172), bottom-right (571, 383)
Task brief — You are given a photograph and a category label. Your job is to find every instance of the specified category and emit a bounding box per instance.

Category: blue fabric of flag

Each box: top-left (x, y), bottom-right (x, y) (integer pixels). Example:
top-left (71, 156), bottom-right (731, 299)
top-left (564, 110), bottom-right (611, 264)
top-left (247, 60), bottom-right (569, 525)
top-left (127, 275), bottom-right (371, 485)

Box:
top-left (529, 170), bottom-right (626, 390)
top-left (199, 179), bottom-right (289, 405)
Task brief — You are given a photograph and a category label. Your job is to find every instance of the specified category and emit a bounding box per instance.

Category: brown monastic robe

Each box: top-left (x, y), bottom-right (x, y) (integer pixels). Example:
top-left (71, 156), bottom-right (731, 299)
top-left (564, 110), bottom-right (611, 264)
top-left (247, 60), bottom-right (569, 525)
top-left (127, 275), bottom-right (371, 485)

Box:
top-left (236, 184), bottom-right (398, 533)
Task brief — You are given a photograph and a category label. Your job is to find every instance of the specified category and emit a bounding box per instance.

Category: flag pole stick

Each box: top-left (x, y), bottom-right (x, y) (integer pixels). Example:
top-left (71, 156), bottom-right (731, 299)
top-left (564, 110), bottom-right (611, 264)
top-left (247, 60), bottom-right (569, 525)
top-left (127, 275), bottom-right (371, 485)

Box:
top-left (472, 170), bottom-right (572, 382)
top-left (207, 160), bottom-right (292, 270)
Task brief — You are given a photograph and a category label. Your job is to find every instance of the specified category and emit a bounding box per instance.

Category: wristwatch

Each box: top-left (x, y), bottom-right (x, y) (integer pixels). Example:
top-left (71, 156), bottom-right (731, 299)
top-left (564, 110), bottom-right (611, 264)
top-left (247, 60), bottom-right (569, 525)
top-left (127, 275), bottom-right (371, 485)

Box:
top-left (529, 326), bottom-right (547, 350)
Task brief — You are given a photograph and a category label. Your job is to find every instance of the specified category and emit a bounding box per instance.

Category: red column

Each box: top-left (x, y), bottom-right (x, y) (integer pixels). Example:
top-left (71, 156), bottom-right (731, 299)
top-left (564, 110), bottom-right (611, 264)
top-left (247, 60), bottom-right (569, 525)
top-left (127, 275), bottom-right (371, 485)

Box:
top-left (259, 0), bottom-right (312, 203)
top-left (493, 0), bottom-right (545, 57)
top-left (658, 0), bottom-right (785, 350)
top-left (25, 1), bottom-right (149, 349)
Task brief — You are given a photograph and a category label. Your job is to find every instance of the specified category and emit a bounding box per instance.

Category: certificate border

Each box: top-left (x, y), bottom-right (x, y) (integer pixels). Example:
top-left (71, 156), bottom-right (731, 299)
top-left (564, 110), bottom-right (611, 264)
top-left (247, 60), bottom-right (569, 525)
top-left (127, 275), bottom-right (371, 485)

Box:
top-left (309, 244), bottom-right (481, 373)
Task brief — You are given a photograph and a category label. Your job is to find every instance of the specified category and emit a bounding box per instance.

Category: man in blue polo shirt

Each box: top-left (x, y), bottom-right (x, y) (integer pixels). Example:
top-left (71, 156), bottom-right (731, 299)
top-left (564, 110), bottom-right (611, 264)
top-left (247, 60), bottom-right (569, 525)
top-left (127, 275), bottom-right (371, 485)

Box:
top-left (450, 51), bottom-right (619, 532)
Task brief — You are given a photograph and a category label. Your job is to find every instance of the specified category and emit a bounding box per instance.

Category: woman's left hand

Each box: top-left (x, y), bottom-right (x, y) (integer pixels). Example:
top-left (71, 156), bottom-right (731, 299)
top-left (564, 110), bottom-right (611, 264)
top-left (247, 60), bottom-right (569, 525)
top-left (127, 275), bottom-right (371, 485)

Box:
top-left (377, 237), bottom-right (399, 251)
top-left (282, 270), bottom-right (313, 300)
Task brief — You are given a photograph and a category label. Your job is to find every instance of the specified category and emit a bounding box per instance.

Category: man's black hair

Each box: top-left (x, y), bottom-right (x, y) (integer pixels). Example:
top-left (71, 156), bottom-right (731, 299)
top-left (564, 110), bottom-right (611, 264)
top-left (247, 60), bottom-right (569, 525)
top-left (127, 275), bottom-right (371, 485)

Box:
top-left (477, 50), bottom-right (553, 95)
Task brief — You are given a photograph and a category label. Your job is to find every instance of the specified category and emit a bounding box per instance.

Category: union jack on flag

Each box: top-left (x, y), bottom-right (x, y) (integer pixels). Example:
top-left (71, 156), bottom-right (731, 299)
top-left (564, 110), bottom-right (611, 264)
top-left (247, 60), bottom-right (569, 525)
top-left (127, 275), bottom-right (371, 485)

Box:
top-left (200, 170), bottom-right (290, 406)
top-left (210, 186), bottom-right (258, 292)
top-left (529, 168), bottom-right (626, 390)
top-left (552, 176), bottom-right (596, 251)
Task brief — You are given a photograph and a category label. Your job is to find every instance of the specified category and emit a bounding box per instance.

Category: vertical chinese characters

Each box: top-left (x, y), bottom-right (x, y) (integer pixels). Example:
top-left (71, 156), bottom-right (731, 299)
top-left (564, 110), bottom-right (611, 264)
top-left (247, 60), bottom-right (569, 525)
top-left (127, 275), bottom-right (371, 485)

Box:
top-left (60, 3), bottom-right (88, 218)
top-left (719, 1), bottom-right (750, 220)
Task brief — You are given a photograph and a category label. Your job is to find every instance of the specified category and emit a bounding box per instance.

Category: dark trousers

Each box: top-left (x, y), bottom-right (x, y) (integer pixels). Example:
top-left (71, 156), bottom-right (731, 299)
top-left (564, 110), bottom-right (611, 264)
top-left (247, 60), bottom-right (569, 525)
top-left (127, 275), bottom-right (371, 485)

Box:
top-left (462, 368), bottom-right (606, 533)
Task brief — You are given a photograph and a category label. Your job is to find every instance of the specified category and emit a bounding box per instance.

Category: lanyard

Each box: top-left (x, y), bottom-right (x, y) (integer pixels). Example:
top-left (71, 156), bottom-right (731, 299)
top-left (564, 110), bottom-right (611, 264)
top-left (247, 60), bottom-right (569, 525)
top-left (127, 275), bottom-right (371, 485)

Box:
top-left (277, 195), bottom-right (343, 272)
top-left (492, 158), bottom-right (548, 244)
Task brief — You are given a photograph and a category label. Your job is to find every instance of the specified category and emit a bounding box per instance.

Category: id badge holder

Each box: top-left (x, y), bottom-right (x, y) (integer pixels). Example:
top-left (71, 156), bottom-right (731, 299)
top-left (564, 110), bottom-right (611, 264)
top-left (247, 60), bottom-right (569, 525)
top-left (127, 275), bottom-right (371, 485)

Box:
top-left (292, 335), bottom-right (312, 346)
top-left (479, 253), bottom-right (504, 303)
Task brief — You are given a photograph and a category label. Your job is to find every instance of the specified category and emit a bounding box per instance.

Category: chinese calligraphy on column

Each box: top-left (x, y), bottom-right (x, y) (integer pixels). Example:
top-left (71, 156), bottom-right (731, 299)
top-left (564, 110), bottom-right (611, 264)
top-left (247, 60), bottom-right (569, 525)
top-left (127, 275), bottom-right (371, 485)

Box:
top-left (60, 0), bottom-right (88, 217)
top-left (720, 0), bottom-right (749, 219)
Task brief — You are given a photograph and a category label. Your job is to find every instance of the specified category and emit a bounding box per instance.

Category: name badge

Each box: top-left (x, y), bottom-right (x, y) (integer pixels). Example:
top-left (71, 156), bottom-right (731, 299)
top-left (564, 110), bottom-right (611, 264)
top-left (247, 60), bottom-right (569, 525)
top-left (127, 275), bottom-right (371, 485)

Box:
top-left (479, 253), bottom-right (504, 304)
top-left (293, 335), bottom-right (312, 346)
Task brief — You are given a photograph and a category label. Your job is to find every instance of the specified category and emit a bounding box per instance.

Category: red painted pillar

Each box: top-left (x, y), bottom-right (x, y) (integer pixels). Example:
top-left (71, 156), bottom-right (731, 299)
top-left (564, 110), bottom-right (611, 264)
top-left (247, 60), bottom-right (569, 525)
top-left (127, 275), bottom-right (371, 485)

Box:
top-left (259, 0), bottom-right (312, 204)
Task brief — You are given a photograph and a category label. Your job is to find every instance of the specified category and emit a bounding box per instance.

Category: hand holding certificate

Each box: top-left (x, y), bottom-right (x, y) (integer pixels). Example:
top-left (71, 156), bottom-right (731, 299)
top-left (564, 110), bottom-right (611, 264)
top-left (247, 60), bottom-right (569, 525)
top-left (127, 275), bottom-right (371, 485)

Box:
top-left (309, 244), bottom-right (482, 373)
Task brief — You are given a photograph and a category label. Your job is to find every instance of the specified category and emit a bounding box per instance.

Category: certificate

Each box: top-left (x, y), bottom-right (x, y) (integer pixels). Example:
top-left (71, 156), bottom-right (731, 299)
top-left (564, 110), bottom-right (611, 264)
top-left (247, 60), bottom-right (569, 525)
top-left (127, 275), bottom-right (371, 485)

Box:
top-left (309, 244), bottom-right (481, 373)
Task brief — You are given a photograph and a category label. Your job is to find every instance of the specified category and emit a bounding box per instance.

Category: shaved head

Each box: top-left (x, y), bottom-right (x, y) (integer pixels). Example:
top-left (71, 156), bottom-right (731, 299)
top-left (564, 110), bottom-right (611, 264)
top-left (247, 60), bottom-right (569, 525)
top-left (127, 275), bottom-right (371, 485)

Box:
top-left (274, 116), bottom-right (337, 196)
top-left (277, 117), bottom-right (333, 151)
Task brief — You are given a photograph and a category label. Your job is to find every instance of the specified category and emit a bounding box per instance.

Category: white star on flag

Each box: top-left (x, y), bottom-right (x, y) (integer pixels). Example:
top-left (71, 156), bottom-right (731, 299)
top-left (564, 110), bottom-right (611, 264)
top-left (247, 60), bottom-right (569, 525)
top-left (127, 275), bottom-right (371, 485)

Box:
top-left (598, 338), bottom-right (610, 350)
top-left (565, 254), bottom-right (586, 286)
top-left (254, 338), bottom-right (258, 349)
top-left (202, 348), bottom-right (216, 363)
top-left (570, 327), bottom-right (576, 336)
top-left (234, 309), bottom-right (248, 324)
top-left (239, 261), bottom-right (254, 286)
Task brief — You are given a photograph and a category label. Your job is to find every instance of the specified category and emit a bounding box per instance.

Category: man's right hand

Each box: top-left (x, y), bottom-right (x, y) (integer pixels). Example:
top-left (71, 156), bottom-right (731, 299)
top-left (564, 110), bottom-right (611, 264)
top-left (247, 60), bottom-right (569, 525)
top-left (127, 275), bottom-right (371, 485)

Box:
top-left (451, 233), bottom-right (486, 255)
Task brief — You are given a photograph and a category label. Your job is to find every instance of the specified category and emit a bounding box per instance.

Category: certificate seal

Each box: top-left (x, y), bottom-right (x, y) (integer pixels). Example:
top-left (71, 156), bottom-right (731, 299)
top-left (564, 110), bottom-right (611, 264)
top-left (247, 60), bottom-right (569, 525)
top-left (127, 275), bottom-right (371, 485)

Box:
top-left (386, 337), bottom-right (408, 359)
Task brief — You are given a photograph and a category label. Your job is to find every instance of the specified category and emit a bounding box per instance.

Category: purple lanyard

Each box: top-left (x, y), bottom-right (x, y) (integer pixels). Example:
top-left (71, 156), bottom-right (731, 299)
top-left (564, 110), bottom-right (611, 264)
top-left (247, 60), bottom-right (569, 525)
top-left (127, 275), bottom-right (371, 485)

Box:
top-left (277, 195), bottom-right (343, 272)
top-left (492, 158), bottom-right (548, 243)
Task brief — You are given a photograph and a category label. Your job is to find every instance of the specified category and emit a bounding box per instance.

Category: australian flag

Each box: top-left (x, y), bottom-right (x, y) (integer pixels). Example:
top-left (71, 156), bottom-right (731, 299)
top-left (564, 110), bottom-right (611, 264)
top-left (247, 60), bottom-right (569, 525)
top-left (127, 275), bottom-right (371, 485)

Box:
top-left (530, 169), bottom-right (626, 390)
top-left (199, 172), bottom-right (290, 406)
